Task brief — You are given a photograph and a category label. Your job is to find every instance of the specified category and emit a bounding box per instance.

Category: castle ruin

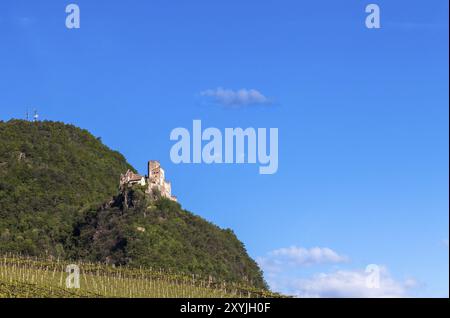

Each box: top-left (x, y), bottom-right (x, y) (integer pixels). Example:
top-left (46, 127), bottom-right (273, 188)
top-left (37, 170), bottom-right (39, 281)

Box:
top-left (120, 160), bottom-right (177, 202)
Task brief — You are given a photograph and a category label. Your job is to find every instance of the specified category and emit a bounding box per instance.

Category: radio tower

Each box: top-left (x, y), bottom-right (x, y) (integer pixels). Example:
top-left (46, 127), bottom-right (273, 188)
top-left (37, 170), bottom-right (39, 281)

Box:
top-left (33, 110), bottom-right (39, 122)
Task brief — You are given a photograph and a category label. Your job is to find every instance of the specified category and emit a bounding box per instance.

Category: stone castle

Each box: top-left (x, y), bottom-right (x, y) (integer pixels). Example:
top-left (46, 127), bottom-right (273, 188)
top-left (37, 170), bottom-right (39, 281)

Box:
top-left (120, 161), bottom-right (177, 202)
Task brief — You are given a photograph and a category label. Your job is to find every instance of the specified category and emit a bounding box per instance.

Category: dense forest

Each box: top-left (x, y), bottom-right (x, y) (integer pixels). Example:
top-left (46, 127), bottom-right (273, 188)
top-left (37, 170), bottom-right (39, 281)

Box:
top-left (0, 120), bottom-right (266, 289)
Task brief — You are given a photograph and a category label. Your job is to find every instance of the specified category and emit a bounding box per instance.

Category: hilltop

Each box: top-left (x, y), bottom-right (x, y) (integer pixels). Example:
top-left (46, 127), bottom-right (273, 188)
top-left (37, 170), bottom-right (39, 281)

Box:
top-left (0, 120), bottom-right (266, 289)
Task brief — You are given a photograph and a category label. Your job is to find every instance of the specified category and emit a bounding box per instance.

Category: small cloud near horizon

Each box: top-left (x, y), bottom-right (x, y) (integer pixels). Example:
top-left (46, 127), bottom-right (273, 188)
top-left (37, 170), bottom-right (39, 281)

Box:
top-left (274, 267), bottom-right (416, 298)
top-left (258, 246), bottom-right (349, 272)
top-left (257, 246), bottom-right (418, 298)
top-left (200, 88), bottom-right (271, 107)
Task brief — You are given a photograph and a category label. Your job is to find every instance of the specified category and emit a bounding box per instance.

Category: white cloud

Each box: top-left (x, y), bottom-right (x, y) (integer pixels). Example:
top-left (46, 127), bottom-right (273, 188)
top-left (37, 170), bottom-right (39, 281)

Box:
top-left (258, 246), bottom-right (348, 271)
top-left (274, 267), bottom-right (415, 298)
top-left (200, 88), bottom-right (271, 107)
top-left (258, 246), bottom-right (417, 298)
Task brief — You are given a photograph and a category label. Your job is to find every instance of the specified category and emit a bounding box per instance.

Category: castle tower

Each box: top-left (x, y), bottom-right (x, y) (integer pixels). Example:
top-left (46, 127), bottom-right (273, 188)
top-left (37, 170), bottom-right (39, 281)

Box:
top-left (147, 160), bottom-right (177, 201)
top-left (148, 160), bottom-right (161, 185)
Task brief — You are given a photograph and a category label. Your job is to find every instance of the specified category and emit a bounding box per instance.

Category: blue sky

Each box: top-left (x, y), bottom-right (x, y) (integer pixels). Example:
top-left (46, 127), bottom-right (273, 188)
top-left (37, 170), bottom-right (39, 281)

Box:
top-left (0, 0), bottom-right (448, 297)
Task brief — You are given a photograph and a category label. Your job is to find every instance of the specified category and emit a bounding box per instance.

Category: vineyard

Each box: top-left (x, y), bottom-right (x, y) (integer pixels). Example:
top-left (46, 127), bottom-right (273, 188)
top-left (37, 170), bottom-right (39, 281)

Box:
top-left (0, 255), bottom-right (283, 298)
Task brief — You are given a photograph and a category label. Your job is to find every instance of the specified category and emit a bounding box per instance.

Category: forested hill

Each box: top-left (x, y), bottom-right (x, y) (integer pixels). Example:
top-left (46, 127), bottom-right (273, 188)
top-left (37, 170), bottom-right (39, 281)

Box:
top-left (0, 120), bottom-right (134, 257)
top-left (0, 120), bottom-right (266, 289)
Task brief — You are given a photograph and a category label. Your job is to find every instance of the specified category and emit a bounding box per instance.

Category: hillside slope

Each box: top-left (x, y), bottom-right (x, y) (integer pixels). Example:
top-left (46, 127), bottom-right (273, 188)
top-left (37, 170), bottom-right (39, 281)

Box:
top-left (0, 120), bottom-right (134, 257)
top-left (72, 186), bottom-right (266, 288)
top-left (0, 255), bottom-right (277, 298)
top-left (0, 120), bottom-right (266, 289)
